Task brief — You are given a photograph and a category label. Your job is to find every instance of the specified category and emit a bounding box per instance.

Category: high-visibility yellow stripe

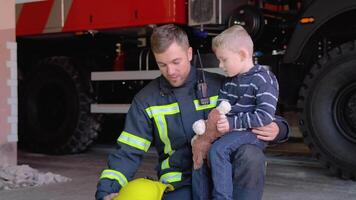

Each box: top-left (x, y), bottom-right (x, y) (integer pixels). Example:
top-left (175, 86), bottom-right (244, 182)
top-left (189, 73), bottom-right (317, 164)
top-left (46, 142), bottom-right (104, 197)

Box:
top-left (145, 102), bottom-right (180, 118)
top-left (100, 169), bottom-right (128, 187)
top-left (117, 131), bottom-right (151, 152)
top-left (193, 95), bottom-right (219, 111)
top-left (161, 157), bottom-right (170, 170)
top-left (155, 115), bottom-right (174, 155)
top-left (145, 103), bottom-right (180, 155)
top-left (160, 172), bottom-right (182, 184)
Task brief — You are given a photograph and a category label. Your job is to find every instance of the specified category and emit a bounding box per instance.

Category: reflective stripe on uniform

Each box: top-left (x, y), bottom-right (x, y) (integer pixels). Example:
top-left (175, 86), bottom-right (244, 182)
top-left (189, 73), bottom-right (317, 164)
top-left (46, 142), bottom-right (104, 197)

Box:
top-left (118, 131), bottom-right (151, 152)
top-left (161, 157), bottom-right (170, 170)
top-left (159, 172), bottom-right (182, 184)
top-left (145, 102), bottom-right (180, 118)
top-left (100, 169), bottom-right (128, 187)
top-left (145, 103), bottom-right (180, 155)
top-left (193, 95), bottom-right (219, 110)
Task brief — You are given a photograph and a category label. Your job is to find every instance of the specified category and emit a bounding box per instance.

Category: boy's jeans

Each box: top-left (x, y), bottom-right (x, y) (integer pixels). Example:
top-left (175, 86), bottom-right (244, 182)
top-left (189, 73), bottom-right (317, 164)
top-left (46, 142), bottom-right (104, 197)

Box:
top-left (192, 131), bottom-right (266, 200)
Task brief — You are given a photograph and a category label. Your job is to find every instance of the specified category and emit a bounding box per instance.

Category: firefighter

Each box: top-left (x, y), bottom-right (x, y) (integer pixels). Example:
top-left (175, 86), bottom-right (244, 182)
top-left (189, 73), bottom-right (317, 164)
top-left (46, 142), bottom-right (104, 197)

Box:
top-left (96, 24), bottom-right (289, 200)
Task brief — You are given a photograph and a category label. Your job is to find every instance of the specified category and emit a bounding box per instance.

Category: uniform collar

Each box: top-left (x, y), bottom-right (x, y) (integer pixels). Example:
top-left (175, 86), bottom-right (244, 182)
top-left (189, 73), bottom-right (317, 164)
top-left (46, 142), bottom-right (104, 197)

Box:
top-left (159, 65), bottom-right (197, 95)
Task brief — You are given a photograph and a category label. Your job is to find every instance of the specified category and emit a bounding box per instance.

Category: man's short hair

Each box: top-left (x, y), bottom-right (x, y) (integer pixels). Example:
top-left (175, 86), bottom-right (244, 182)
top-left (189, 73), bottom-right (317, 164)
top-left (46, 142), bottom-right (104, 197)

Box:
top-left (212, 25), bottom-right (254, 56)
top-left (151, 24), bottom-right (189, 53)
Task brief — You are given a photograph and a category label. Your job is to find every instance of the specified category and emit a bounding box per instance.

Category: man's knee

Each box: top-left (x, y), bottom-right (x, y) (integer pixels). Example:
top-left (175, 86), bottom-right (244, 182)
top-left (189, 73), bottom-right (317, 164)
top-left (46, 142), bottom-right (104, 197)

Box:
top-left (232, 145), bottom-right (265, 188)
top-left (234, 145), bottom-right (265, 167)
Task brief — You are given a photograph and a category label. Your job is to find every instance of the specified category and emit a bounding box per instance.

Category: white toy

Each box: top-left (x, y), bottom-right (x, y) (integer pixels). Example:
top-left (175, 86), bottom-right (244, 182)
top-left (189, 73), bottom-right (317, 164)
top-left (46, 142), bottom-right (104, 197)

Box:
top-left (191, 101), bottom-right (231, 145)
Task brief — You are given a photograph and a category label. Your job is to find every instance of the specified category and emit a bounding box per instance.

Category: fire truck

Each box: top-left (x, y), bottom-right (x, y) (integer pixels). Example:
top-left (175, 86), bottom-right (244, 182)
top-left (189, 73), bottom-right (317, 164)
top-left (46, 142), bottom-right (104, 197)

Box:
top-left (16, 0), bottom-right (356, 179)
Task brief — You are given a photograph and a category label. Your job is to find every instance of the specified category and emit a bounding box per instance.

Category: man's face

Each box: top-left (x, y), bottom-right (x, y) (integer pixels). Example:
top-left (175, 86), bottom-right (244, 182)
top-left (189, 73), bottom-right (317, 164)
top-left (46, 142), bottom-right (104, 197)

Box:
top-left (154, 42), bottom-right (193, 87)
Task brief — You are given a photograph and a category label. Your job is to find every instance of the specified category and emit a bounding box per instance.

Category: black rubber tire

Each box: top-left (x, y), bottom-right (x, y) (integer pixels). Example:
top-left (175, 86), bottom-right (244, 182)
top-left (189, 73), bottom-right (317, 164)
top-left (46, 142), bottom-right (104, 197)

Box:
top-left (20, 57), bottom-right (100, 154)
top-left (298, 41), bottom-right (356, 179)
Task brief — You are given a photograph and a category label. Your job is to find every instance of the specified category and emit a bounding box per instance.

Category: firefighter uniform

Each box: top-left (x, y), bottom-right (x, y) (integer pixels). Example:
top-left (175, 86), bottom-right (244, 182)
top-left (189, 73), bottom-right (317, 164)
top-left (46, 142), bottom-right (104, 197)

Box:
top-left (96, 66), bottom-right (222, 199)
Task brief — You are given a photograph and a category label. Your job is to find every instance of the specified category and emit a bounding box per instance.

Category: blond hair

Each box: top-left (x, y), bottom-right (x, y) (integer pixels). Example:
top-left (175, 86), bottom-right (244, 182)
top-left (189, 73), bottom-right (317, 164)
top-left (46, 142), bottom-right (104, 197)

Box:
top-left (151, 24), bottom-right (189, 54)
top-left (212, 25), bottom-right (253, 56)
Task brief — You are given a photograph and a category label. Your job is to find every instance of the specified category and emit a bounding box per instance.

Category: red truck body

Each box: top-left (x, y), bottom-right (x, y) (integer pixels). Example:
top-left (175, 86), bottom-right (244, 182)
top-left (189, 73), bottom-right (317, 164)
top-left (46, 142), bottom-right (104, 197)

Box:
top-left (16, 0), bottom-right (186, 36)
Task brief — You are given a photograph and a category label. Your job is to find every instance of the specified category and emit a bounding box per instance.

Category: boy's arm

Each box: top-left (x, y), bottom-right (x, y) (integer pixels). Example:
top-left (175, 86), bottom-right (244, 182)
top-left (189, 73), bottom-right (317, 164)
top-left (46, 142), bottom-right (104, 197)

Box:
top-left (217, 83), bottom-right (231, 104)
top-left (227, 72), bottom-right (279, 130)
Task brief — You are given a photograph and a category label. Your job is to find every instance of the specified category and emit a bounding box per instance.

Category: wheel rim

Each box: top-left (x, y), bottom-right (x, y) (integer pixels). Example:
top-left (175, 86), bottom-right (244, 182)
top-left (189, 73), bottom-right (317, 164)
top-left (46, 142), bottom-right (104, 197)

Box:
top-left (227, 6), bottom-right (263, 40)
top-left (333, 82), bottom-right (356, 143)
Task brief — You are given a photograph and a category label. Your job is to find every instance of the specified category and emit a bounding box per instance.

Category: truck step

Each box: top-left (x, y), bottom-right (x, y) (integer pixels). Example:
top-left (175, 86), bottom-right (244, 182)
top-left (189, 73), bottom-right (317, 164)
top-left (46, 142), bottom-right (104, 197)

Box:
top-left (90, 69), bottom-right (224, 114)
top-left (90, 104), bottom-right (130, 113)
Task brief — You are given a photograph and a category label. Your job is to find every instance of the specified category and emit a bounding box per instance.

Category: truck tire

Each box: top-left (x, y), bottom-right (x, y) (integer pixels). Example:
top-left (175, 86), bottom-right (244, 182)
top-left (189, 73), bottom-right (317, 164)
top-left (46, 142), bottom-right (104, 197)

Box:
top-left (21, 57), bottom-right (100, 154)
top-left (298, 41), bottom-right (356, 179)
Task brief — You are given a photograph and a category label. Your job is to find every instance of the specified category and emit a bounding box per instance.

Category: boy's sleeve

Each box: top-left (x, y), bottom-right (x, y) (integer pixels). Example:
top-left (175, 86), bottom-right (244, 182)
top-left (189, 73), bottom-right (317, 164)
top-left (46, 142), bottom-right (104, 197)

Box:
top-left (217, 78), bottom-right (236, 105)
top-left (227, 71), bottom-right (279, 130)
top-left (270, 115), bottom-right (290, 144)
top-left (96, 97), bottom-right (153, 200)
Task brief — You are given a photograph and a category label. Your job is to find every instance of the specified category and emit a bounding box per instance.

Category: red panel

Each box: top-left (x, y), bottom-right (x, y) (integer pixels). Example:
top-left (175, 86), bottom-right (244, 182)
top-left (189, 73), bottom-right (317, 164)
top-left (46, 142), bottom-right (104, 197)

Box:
top-left (63, 0), bottom-right (187, 32)
top-left (174, 0), bottom-right (187, 24)
top-left (61, 0), bottom-right (92, 32)
top-left (17, 0), bottom-right (187, 35)
top-left (63, 0), bottom-right (133, 32)
top-left (132, 0), bottom-right (186, 26)
top-left (16, 0), bottom-right (54, 36)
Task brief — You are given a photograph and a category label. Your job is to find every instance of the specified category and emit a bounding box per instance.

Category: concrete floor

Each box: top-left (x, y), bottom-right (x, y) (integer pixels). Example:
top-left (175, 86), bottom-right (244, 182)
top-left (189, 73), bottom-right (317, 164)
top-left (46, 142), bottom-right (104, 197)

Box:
top-left (1, 143), bottom-right (356, 200)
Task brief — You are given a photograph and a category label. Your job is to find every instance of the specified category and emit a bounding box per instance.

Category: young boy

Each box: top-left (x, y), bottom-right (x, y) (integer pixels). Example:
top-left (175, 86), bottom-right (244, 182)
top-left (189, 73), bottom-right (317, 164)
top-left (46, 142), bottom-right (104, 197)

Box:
top-left (192, 25), bottom-right (279, 200)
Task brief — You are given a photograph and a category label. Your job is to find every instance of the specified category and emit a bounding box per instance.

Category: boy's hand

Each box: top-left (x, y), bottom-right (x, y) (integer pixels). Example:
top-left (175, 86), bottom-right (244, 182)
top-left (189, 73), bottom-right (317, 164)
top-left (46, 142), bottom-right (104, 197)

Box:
top-left (217, 114), bottom-right (229, 134)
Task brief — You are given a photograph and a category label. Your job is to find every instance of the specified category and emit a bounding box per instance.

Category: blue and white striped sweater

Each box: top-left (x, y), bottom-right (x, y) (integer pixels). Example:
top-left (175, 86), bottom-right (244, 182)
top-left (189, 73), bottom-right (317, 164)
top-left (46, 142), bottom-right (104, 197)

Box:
top-left (218, 65), bottom-right (279, 130)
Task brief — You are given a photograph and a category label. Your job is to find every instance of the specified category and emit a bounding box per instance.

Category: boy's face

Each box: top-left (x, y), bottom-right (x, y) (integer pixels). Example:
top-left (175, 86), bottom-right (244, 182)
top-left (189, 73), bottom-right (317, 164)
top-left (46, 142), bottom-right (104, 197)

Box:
top-left (154, 42), bottom-right (193, 87)
top-left (215, 47), bottom-right (245, 77)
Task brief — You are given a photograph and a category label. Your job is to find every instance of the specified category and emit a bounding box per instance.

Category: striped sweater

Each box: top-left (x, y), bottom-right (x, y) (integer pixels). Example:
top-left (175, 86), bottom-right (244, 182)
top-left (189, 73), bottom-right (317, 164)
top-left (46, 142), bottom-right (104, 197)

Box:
top-left (218, 65), bottom-right (279, 130)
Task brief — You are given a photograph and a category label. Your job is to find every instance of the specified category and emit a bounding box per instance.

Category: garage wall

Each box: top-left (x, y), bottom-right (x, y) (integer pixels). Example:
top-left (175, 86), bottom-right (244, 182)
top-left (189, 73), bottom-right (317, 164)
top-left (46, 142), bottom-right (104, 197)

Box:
top-left (0, 0), bottom-right (17, 166)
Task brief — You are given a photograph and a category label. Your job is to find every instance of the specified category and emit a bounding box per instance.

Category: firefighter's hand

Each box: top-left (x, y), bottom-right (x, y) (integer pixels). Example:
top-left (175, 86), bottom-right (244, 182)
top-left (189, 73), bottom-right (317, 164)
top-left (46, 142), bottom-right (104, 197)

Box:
top-left (192, 136), bottom-right (211, 170)
top-left (103, 193), bottom-right (118, 200)
top-left (216, 114), bottom-right (229, 134)
top-left (252, 122), bottom-right (279, 141)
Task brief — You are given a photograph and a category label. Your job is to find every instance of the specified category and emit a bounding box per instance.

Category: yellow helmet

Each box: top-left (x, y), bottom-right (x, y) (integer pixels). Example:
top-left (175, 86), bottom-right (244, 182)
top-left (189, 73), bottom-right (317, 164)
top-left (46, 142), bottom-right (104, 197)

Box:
top-left (113, 178), bottom-right (174, 200)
